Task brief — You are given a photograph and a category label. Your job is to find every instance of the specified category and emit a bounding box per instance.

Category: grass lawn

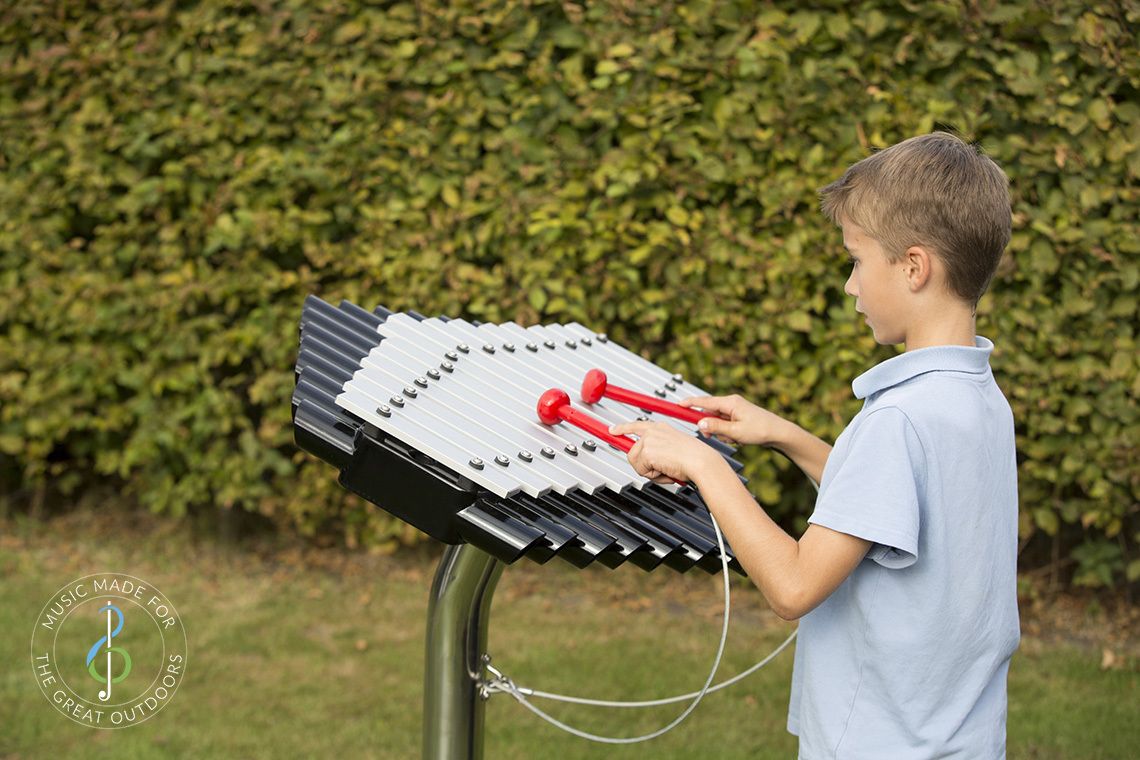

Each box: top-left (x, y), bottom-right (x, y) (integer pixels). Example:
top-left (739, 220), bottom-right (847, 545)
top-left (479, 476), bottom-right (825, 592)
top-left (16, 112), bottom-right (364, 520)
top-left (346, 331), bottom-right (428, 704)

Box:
top-left (1, 510), bottom-right (1136, 759)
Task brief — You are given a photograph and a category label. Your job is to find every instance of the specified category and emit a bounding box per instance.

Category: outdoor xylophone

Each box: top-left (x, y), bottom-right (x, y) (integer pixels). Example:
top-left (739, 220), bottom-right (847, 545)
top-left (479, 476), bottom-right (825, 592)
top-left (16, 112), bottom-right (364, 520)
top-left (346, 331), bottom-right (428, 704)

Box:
top-left (292, 295), bottom-right (747, 574)
top-left (291, 295), bottom-right (749, 759)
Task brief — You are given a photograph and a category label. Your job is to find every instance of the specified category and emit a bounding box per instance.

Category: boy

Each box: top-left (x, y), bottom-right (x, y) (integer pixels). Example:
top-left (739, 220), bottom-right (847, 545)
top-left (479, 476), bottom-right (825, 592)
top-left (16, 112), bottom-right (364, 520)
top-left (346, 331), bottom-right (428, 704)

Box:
top-left (611, 132), bottom-right (1019, 759)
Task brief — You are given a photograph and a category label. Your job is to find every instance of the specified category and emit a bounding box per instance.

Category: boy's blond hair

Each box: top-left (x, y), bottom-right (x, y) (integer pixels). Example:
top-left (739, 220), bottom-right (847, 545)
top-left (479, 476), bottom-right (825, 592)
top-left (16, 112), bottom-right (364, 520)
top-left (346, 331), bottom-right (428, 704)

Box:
top-left (819, 132), bottom-right (1011, 306)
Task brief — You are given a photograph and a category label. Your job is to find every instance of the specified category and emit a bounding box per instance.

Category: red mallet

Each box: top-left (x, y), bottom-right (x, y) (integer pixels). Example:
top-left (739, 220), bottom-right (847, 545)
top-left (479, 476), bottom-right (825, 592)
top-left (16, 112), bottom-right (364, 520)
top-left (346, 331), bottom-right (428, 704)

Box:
top-left (580, 369), bottom-right (713, 425)
top-left (537, 389), bottom-right (688, 486)
top-left (537, 389), bottom-right (634, 452)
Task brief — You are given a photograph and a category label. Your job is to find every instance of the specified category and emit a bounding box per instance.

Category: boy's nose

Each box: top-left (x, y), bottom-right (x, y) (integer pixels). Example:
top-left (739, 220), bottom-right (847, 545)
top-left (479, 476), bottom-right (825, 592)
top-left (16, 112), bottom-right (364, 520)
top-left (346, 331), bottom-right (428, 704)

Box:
top-left (844, 271), bottom-right (858, 298)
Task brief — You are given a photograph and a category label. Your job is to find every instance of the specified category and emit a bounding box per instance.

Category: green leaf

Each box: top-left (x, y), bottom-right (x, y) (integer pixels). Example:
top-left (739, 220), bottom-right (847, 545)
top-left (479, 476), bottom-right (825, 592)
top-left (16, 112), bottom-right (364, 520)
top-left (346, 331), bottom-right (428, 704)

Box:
top-left (665, 206), bottom-right (690, 226)
top-left (1127, 559), bottom-right (1140, 583)
top-left (1033, 508), bottom-right (1059, 536)
top-left (527, 288), bottom-right (547, 312)
top-left (334, 22), bottom-right (366, 44)
top-left (786, 311), bottom-right (812, 332)
top-left (394, 40), bottom-right (418, 59)
top-left (441, 185), bottom-right (460, 208)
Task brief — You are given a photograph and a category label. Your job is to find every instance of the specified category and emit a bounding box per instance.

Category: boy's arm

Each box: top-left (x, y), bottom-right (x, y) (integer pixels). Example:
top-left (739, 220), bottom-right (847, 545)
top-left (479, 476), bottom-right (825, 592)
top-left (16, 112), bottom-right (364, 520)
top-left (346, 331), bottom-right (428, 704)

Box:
top-left (611, 420), bottom-right (868, 621)
top-left (691, 459), bottom-right (870, 621)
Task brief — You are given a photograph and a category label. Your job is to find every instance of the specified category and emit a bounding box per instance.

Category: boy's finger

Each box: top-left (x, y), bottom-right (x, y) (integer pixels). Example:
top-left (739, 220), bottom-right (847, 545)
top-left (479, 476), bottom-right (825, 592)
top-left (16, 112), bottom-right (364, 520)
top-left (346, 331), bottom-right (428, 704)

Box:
top-left (680, 395), bottom-right (732, 416)
top-left (626, 438), bottom-right (644, 465)
top-left (697, 416), bottom-right (735, 440)
top-left (609, 421), bottom-right (650, 437)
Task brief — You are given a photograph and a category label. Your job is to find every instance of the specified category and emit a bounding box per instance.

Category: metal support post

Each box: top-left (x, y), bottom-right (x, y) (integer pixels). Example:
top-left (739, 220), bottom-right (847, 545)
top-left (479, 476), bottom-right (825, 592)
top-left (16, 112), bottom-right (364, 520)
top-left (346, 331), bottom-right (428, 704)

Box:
top-left (423, 543), bottom-right (505, 760)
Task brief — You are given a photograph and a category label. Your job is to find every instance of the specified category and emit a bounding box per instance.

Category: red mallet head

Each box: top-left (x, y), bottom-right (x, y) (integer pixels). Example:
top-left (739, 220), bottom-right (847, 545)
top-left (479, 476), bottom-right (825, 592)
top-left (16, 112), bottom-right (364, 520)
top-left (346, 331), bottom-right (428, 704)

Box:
top-left (537, 388), bottom-right (571, 425)
top-left (581, 369), bottom-right (608, 404)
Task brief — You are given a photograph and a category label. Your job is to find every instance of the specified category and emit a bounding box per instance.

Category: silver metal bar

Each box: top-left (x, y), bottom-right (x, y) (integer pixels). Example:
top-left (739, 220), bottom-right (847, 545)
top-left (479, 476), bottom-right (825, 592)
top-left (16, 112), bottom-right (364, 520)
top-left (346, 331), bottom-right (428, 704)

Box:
top-left (371, 334), bottom-right (611, 489)
top-left (434, 321), bottom-right (687, 498)
top-left (436, 318), bottom-right (657, 489)
top-left (535, 323), bottom-right (686, 402)
top-left (542, 322), bottom-right (707, 408)
top-left (453, 319), bottom-right (690, 459)
top-left (447, 321), bottom-right (670, 464)
top-left (503, 322), bottom-right (695, 436)
top-left (368, 330), bottom-right (623, 493)
top-left (347, 363), bottom-right (558, 498)
top-left (423, 544), bottom-right (503, 760)
top-left (360, 353), bottom-right (583, 496)
top-left (562, 322), bottom-right (710, 399)
top-left (466, 321), bottom-right (656, 431)
top-left (377, 317), bottom-right (638, 488)
top-left (336, 385), bottom-right (523, 498)
top-left (382, 316), bottom-right (647, 492)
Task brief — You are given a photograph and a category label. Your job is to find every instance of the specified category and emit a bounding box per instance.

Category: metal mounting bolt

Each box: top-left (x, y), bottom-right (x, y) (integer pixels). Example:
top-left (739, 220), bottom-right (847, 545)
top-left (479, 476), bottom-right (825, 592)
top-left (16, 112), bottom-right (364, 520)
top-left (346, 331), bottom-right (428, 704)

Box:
top-left (564, 339), bottom-right (578, 349)
top-left (581, 337), bottom-right (592, 346)
top-left (672, 373), bottom-right (683, 382)
top-left (503, 342), bottom-right (516, 352)
top-left (445, 350), bottom-right (459, 361)
top-left (469, 457), bottom-right (484, 470)
top-left (403, 386), bottom-right (418, 398)
top-left (540, 446), bottom-right (556, 459)
top-left (494, 454), bottom-right (510, 467)
top-left (376, 404), bottom-right (392, 417)
top-left (525, 342), bottom-right (539, 352)
top-left (414, 376), bottom-right (429, 388)
top-left (518, 450), bottom-right (533, 462)
top-left (457, 343), bottom-right (470, 354)
top-left (543, 339), bottom-right (556, 349)
top-left (440, 361), bottom-right (454, 373)
top-left (582, 439), bottom-right (597, 452)
top-left (564, 444), bottom-right (578, 455)
top-left (482, 344), bottom-right (495, 354)
top-left (665, 381), bottom-right (677, 391)
top-left (597, 333), bottom-right (608, 343)
top-left (654, 388), bottom-right (666, 398)
top-left (389, 396), bottom-right (405, 408)
top-left (427, 368), bottom-right (441, 380)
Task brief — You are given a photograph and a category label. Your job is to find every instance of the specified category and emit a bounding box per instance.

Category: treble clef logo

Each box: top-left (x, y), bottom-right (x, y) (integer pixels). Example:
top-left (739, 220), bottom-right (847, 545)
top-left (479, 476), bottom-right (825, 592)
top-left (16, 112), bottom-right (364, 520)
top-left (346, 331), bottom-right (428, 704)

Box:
top-left (85, 602), bottom-right (132, 702)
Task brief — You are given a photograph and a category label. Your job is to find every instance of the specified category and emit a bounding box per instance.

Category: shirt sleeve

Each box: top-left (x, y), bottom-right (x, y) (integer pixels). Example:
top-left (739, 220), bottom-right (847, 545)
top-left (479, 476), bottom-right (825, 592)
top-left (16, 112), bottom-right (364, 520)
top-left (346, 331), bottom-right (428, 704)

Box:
top-left (808, 406), bottom-right (925, 569)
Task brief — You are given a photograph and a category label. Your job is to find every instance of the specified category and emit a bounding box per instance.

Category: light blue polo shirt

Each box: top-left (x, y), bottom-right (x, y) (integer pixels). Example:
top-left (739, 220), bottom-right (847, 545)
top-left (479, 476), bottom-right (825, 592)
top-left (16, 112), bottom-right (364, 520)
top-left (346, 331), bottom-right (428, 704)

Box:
top-left (787, 336), bottom-right (1020, 759)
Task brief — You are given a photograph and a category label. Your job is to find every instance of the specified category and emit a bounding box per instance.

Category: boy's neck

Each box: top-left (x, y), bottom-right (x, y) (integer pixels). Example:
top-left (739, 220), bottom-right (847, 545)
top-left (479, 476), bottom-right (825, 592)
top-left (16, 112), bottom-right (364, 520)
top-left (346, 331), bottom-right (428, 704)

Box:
top-left (903, 309), bottom-right (977, 352)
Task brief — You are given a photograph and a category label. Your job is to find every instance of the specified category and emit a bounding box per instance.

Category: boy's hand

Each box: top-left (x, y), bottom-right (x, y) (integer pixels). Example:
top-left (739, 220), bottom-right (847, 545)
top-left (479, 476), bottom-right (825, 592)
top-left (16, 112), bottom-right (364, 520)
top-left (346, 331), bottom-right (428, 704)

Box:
top-left (679, 395), bottom-right (790, 446)
top-left (609, 421), bottom-right (725, 484)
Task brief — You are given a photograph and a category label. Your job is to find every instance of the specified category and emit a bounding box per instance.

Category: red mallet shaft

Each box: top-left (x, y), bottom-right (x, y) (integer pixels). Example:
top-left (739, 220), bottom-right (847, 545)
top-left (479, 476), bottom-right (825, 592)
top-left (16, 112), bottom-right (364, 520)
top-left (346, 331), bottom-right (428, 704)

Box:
top-left (538, 391), bottom-right (688, 487)
top-left (537, 389), bottom-right (688, 487)
top-left (537, 389), bottom-right (634, 452)
top-left (581, 369), bottom-right (713, 425)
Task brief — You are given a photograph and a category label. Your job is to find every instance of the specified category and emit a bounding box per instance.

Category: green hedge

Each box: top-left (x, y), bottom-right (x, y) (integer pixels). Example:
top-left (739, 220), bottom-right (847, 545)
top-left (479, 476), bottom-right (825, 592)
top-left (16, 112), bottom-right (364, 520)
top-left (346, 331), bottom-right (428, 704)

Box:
top-left (1, 1), bottom-right (1136, 585)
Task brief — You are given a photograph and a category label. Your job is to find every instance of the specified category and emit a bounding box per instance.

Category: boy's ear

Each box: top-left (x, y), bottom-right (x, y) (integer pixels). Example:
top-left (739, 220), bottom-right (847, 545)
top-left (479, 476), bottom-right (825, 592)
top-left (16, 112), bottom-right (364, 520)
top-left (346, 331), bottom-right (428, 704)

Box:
top-left (902, 245), bottom-right (935, 291)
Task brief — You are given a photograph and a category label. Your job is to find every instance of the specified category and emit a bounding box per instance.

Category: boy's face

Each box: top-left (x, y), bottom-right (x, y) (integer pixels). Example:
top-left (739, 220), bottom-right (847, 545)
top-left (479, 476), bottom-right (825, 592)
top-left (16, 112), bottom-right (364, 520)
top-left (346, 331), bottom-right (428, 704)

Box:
top-left (841, 223), bottom-right (911, 346)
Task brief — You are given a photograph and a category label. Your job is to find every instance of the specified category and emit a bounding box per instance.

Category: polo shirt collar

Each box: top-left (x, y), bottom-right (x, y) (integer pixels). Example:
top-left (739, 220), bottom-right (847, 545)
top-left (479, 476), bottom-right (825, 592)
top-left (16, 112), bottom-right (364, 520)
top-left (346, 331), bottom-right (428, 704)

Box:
top-left (852, 336), bottom-right (994, 399)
